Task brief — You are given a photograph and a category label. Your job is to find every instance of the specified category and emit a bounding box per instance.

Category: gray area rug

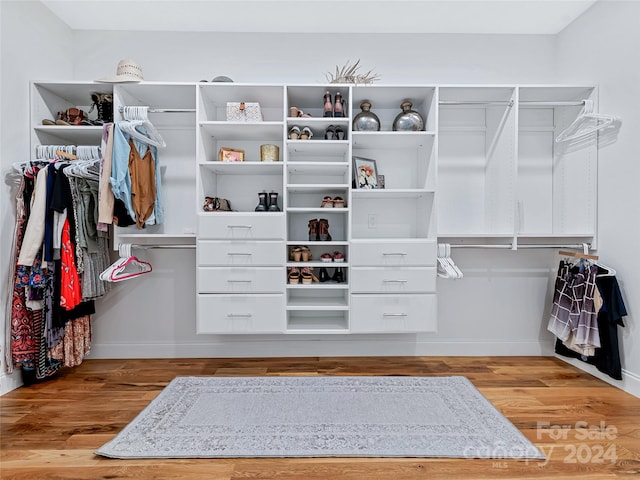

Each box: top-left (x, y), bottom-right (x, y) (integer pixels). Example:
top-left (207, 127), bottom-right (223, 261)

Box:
top-left (96, 376), bottom-right (544, 459)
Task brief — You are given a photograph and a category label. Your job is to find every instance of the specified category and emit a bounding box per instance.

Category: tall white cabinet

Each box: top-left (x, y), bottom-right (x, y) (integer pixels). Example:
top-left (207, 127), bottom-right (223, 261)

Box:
top-left (29, 81), bottom-right (599, 337)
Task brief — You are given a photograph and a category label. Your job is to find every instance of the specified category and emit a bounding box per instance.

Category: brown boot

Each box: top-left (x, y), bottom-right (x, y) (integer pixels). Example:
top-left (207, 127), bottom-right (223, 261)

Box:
top-left (308, 219), bottom-right (319, 241)
top-left (318, 219), bottom-right (332, 241)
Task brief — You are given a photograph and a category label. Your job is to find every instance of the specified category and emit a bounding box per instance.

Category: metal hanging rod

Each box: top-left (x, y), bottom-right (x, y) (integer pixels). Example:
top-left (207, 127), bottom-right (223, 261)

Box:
top-left (134, 244), bottom-right (195, 249)
top-left (118, 106), bottom-right (196, 113)
top-left (449, 243), bottom-right (592, 250)
top-left (116, 243), bottom-right (195, 250)
top-left (519, 100), bottom-right (585, 107)
top-left (439, 100), bottom-right (585, 107)
top-left (439, 100), bottom-right (514, 106)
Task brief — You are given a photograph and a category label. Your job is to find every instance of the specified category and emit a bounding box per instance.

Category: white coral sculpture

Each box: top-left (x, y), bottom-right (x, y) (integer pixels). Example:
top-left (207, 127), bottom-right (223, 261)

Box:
top-left (325, 59), bottom-right (380, 85)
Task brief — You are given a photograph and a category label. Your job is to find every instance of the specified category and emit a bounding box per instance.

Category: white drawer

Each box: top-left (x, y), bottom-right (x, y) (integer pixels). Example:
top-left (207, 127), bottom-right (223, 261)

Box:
top-left (350, 294), bottom-right (437, 333)
top-left (197, 241), bottom-right (284, 266)
top-left (198, 213), bottom-right (285, 240)
top-left (197, 294), bottom-right (284, 334)
top-left (350, 240), bottom-right (436, 266)
top-left (350, 267), bottom-right (436, 293)
top-left (197, 267), bottom-right (284, 293)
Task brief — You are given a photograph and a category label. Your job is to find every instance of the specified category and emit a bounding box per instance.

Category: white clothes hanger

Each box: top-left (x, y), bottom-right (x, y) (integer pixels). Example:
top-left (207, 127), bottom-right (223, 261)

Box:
top-left (119, 106), bottom-right (166, 148)
top-left (100, 243), bottom-right (152, 282)
top-left (555, 100), bottom-right (618, 144)
top-left (558, 243), bottom-right (616, 278)
top-left (437, 244), bottom-right (463, 279)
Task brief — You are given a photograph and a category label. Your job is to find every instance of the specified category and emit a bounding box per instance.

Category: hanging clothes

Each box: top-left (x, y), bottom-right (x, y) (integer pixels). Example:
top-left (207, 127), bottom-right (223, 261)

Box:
top-left (98, 123), bottom-right (116, 230)
top-left (547, 260), bottom-right (600, 350)
top-left (128, 138), bottom-right (157, 228)
top-left (10, 152), bottom-right (112, 380)
top-left (110, 123), bottom-right (164, 229)
top-left (555, 270), bottom-right (627, 380)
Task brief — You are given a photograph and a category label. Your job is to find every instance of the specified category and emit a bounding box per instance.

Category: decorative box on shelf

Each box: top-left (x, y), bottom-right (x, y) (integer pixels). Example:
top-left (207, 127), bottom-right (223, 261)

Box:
top-left (226, 102), bottom-right (263, 122)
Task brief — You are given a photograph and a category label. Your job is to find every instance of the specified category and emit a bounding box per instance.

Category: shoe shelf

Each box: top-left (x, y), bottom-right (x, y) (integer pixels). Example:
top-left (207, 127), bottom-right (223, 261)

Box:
top-left (286, 84), bottom-right (351, 119)
top-left (199, 121), bottom-right (283, 139)
top-left (352, 189), bottom-right (434, 198)
top-left (351, 131), bottom-right (436, 149)
top-left (286, 261), bottom-right (350, 268)
top-left (31, 82), bottom-right (113, 150)
top-left (286, 283), bottom-right (349, 290)
top-left (285, 314), bottom-right (350, 334)
top-left (286, 292), bottom-right (349, 308)
top-left (199, 161), bottom-right (283, 174)
top-left (32, 125), bottom-right (104, 146)
top-left (286, 164), bottom-right (350, 185)
top-left (286, 141), bottom-right (350, 160)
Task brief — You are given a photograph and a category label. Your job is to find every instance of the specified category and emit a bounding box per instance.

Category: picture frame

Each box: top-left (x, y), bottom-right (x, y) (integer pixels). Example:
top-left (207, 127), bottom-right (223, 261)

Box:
top-left (218, 147), bottom-right (245, 162)
top-left (353, 156), bottom-right (379, 189)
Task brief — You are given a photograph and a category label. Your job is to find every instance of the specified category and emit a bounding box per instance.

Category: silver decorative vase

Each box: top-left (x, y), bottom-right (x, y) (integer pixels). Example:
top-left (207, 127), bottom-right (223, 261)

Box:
top-left (352, 101), bottom-right (380, 131)
top-left (392, 100), bottom-right (424, 131)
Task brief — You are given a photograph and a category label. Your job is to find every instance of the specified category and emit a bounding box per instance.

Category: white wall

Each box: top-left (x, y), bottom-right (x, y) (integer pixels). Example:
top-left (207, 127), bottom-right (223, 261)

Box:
top-left (556, 0), bottom-right (640, 396)
top-left (0, 0), bottom-right (73, 394)
top-left (70, 30), bottom-right (562, 361)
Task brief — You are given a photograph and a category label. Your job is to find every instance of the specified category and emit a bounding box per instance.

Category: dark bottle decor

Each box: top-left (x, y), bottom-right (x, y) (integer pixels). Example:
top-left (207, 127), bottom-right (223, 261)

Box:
top-left (352, 101), bottom-right (380, 131)
top-left (392, 100), bottom-right (424, 131)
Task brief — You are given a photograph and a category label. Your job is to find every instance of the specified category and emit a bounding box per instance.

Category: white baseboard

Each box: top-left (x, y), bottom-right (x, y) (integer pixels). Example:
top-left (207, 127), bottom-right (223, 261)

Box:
top-left (0, 370), bottom-right (23, 396)
top-left (88, 339), bottom-right (552, 359)
top-left (556, 355), bottom-right (640, 399)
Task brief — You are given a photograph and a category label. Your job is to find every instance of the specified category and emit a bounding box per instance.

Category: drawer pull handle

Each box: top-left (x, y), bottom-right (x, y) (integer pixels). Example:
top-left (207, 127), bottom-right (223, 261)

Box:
top-left (383, 313), bottom-right (408, 317)
top-left (227, 280), bottom-right (252, 283)
top-left (227, 252), bottom-right (252, 256)
top-left (383, 280), bottom-right (408, 283)
top-left (228, 225), bottom-right (253, 229)
top-left (227, 313), bottom-right (252, 318)
top-left (383, 252), bottom-right (408, 256)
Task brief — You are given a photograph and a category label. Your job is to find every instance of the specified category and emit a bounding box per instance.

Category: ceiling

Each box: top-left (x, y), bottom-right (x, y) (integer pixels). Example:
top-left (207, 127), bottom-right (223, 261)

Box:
top-left (40, 0), bottom-right (597, 35)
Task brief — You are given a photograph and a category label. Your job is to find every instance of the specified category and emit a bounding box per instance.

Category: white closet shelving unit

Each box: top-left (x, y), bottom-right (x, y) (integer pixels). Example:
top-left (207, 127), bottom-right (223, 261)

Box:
top-left (437, 85), bottom-right (598, 249)
top-left (31, 82), bottom-right (110, 154)
top-left (349, 86), bottom-right (438, 333)
top-left (112, 82), bottom-right (197, 246)
top-left (195, 84), bottom-right (286, 334)
top-left (29, 81), bottom-right (599, 336)
top-left (517, 86), bottom-right (598, 246)
top-left (285, 85), bottom-right (352, 333)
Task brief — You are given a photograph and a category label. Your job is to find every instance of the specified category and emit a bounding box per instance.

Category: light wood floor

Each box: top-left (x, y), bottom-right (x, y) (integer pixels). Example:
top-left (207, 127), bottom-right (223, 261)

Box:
top-left (1, 356), bottom-right (640, 479)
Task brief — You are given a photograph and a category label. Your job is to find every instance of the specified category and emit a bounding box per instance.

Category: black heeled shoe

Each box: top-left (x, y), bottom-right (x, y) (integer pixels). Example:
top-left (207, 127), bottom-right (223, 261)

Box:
top-left (318, 267), bottom-right (330, 282)
top-left (255, 191), bottom-right (268, 211)
top-left (335, 125), bottom-right (345, 140)
top-left (323, 91), bottom-right (333, 117)
top-left (332, 267), bottom-right (344, 283)
top-left (324, 125), bottom-right (336, 140)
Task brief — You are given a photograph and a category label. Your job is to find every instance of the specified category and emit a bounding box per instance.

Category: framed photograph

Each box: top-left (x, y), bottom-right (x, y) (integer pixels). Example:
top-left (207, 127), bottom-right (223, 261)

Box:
top-left (353, 156), bottom-right (379, 189)
top-left (218, 147), bottom-right (245, 162)
top-left (377, 175), bottom-right (385, 189)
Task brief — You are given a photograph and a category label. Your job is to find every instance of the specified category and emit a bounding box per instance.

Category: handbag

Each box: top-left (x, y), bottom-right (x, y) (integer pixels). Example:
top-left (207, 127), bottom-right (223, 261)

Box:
top-left (226, 101), bottom-right (263, 122)
top-left (203, 197), bottom-right (232, 212)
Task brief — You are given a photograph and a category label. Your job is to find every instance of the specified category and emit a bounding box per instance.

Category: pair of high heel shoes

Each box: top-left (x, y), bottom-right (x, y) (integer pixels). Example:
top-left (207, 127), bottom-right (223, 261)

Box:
top-left (324, 91), bottom-right (345, 118)
top-left (318, 267), bottom-right (344, 283)
top-left (288, 266), bottom-right (319, 284)
top-left (288, 126), bottom-right (312, 140)
top-left (255, 191), bottom-right (280, 212)
top-left (324, 125), bottom-right (345, 140)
